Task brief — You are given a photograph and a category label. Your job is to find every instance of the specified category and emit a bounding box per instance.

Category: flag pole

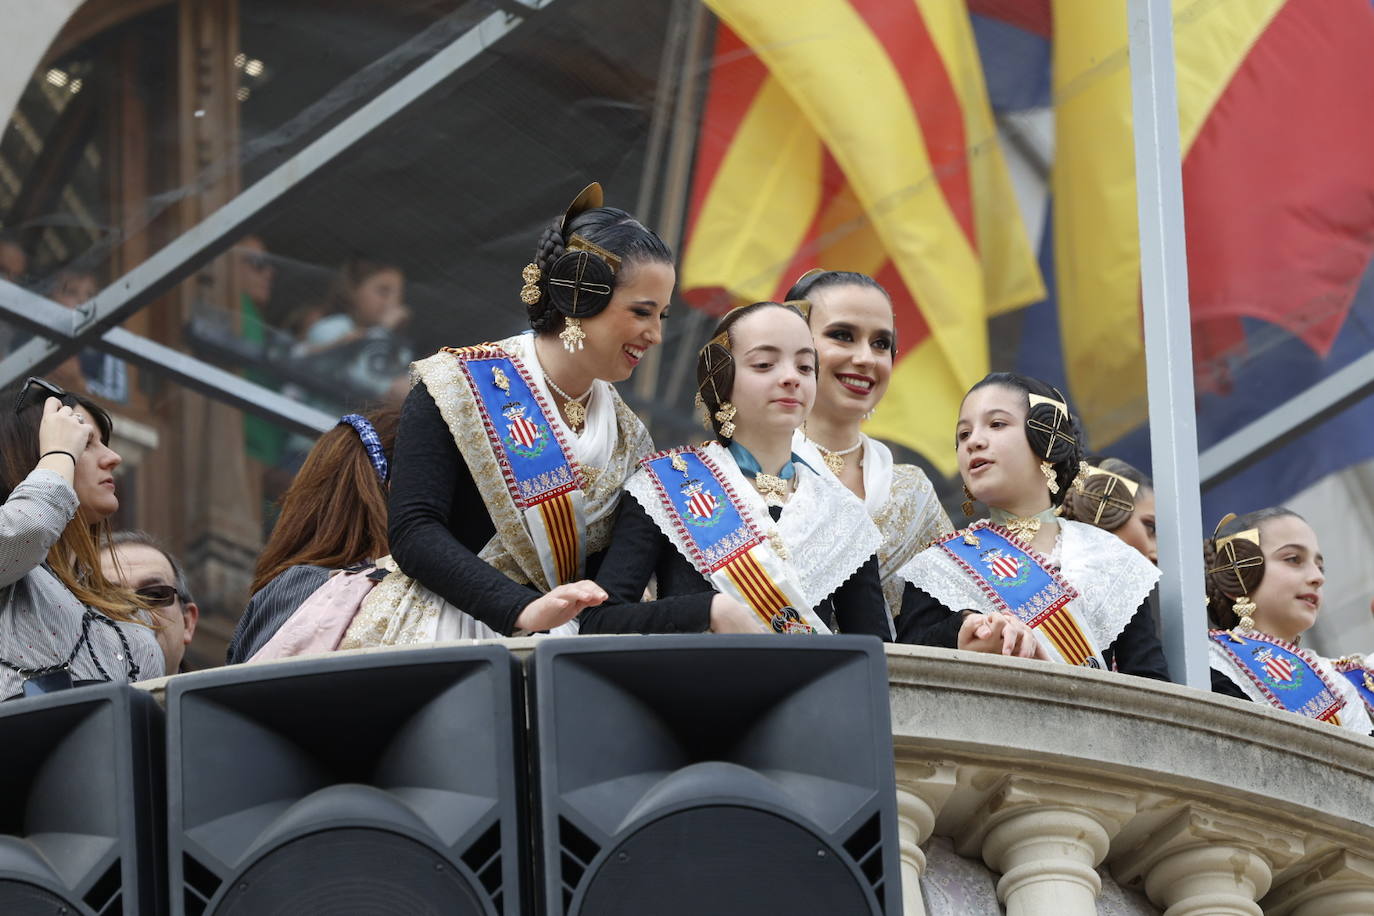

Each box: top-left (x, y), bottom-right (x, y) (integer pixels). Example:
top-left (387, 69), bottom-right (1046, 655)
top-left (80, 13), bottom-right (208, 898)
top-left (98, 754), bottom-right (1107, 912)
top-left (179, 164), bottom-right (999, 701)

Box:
top-left (1127, 0), bottom-right (1210, 689)
top-left (634, 0), bottom-right (711, 422)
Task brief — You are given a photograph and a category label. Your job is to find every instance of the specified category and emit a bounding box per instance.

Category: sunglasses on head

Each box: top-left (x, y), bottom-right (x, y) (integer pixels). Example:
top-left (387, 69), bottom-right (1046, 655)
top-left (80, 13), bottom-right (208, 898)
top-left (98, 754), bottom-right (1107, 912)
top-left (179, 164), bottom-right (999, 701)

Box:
top-left (136, 584), bottom-right (183, 608)
top-left (13, 376), bottom-right (76, 414)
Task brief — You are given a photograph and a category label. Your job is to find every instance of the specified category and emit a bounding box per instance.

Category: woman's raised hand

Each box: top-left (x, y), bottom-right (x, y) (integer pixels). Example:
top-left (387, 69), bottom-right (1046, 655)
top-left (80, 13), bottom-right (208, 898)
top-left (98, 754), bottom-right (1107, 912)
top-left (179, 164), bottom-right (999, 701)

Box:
top-left (36, 397), bottom-right (88, 480)
top-left (515, 580), bottom-right (607, 633)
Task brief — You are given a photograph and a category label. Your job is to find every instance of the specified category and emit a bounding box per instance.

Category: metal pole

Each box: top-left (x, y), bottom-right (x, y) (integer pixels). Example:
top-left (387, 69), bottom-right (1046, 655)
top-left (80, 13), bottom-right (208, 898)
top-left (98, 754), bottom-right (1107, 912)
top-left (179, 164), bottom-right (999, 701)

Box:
top-left (1198, 350), bottom-right (1374, 489)
top-left (0, 279), bottom-right (334, 436)
top-left (1128, 0), bottom-right (1210, 689)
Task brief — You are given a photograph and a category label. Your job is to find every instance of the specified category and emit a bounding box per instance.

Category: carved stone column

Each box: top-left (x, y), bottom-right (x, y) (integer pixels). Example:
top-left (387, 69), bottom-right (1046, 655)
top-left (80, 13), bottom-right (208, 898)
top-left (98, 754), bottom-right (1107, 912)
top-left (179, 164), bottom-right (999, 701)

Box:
top-left (1113, 806), bottom-right (1303, 916)
top-left (892, 756), bottom-right (958, 916)
top-left (955, 776), bottom-right (1136, 916)
top-left (1265, 851), bottom-right (1374, 916)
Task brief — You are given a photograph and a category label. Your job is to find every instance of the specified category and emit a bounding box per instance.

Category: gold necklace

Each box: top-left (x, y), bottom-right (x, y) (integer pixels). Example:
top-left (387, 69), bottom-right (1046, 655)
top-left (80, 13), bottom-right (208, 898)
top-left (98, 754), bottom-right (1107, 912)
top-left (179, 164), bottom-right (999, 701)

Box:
top-left (543, 372), bottom-right (593, 432)
top-left (753, 473), bottom-right (792, 507)
top-left (811, 436), bottom-right (863, 474)
top-left (989, 507), bottom-right (1059, 547)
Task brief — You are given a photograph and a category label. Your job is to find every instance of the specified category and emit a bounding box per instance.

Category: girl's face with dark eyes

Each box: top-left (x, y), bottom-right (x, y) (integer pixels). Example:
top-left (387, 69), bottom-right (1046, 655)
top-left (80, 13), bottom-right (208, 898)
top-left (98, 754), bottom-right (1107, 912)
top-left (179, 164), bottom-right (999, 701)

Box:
top-left (1250, 514), bottom-right (1325, 642)
top-left (725, 307), bottom-right (817, 439)
top-left (807, 285), bottom-right (895, 422)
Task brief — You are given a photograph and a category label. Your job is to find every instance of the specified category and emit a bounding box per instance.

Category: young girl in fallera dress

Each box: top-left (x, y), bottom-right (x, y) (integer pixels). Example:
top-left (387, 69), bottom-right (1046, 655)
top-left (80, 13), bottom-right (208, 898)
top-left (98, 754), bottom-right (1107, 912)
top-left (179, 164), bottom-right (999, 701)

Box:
top-left (583, 301), bottom-right (891, 639)
top-left (1204, 508), bottom-right (1372, 734)
top-left (1060, 457), bottom-right (1157, 565)
top-left (784, 270), bottom-right (953, 620)
top-left (896, 373), bottom-right (1169, 677)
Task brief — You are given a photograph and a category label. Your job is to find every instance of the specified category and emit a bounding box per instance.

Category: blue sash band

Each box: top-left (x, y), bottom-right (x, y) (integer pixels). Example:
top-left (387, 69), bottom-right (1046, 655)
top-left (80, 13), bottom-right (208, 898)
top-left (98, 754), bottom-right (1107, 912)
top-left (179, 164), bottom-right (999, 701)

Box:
top-left (1209, 630), bottom-right (1344, 722)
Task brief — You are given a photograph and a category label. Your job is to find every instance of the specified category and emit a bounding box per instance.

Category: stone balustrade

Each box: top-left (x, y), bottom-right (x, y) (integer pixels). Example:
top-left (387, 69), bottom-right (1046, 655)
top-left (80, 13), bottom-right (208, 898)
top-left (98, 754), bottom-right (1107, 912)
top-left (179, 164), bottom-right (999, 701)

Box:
top-left (886, 644), bottom-right (1374, 915)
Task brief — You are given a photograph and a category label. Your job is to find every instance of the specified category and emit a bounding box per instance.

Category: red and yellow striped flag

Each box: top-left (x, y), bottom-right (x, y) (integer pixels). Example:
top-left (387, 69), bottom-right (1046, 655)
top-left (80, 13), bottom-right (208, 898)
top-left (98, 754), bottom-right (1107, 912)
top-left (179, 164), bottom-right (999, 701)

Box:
top-left (682, 2), bottom-right (1044, 475)
top-left (1054, 0), bottom-right (1374, 442)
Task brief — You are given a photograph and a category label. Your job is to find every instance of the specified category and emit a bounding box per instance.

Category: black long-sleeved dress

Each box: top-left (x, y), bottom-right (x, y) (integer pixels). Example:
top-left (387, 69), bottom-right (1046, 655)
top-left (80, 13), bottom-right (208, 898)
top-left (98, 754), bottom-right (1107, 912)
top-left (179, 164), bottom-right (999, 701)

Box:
top-left (584, 460), bottom-right (892, 639)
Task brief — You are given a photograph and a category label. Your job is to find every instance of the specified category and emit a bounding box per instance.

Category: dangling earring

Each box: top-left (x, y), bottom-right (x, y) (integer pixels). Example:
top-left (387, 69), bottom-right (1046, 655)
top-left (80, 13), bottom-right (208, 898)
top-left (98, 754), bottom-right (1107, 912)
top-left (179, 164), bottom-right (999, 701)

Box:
top-left (714, 402), bottom-right (737, 439)
top-left (559, 316), bottom-right (586, 353)
top-left (961, 483), bottom-right (975, 518)
top-left (1040, 460), bottom-right (1060, 495)
top-left (519, 263), bottom-right (543, 305)
top-left (1071, 460), bottom-right (1090, 493)
top-left (1232, 595), bottom-right (1257, 633)
top-left (864, 407), bottom-right (875, 421)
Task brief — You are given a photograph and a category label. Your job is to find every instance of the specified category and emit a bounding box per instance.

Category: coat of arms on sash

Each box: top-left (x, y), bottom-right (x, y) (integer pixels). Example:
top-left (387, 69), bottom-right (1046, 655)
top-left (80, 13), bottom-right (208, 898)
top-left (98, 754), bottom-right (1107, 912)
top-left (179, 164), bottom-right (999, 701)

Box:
top-left (502, 401), bottom-right (548, 457)
top-left (681, 478), bottom-right (722, 525)
top-left (982, 548), bottom-right (1029, 587)
top-left (1255, 647), bottom-right (1300, 688)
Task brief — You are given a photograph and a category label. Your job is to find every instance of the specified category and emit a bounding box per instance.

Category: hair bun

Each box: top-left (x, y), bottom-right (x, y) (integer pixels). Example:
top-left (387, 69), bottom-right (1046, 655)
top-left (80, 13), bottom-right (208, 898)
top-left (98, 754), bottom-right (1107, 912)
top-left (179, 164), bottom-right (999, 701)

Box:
top-left (544, 248), bottom-right (616, 318)
top-left (1025, 400), bottom-right (1078, 463)
top-left (1063, 471), bottom-right (1134, 530)
top-left (1207, 531), bottom-right (1265, 600)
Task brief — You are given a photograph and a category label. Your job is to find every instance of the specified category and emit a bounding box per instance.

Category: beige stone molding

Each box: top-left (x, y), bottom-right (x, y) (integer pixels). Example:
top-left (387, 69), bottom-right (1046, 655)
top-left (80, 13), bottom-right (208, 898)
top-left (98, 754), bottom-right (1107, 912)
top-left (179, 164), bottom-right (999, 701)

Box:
top-left (1113, 806), bottom-right (1304, 915)
top-left (1265, 851), bottom-right (1374, 916)
top-left (893, 756), bottom-right (958, 916)
top-left (885, 643), bottom-right (1374, 916)
top-left (954, 775), bottom-right (1136, 916)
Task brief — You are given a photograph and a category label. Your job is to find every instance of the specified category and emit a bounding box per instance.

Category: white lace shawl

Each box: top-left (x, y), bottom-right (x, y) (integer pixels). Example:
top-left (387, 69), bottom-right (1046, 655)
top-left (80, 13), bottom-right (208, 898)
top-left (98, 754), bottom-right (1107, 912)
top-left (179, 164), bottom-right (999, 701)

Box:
top-left (1208, 636), bottom-right (1374, 735)
top-left (895, 518), bottom-right (1159, 650)
top-left (626, 441), bottom-right (881, 610)
top-left (791, 433), bottom-right (952, 615)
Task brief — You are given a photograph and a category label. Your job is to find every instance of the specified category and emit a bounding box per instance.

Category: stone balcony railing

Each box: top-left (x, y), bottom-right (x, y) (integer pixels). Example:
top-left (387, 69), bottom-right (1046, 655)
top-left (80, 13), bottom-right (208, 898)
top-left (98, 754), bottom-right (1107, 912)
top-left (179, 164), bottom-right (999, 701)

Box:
top-left (886, 644), bottom-right (1374, 916)
top-left (145, 639), bottom-right (1374, 915)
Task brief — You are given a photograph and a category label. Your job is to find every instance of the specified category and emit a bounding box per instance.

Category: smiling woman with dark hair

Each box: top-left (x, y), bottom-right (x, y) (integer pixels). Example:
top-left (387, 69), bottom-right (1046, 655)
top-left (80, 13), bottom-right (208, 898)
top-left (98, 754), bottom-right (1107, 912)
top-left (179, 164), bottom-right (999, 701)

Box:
top-left (340, 183), bottom-right (673, 647)
top-left (895, 373), bottom-right (1168, 679)
top-left (0, 378), bottom-right (159, 699)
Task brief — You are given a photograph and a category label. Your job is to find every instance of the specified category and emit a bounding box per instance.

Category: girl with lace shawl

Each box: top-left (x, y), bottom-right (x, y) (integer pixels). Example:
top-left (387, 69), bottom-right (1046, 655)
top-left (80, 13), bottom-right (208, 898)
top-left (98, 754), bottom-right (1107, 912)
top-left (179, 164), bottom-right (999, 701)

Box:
top-left (783, 270), bottom-right (953, 619)
top-left (341, 184), bottom-right (672, 646)
top-left (1204, 508), bottom-right (1372, 734)
top-left (895, 373), bottom-right (1168, 678)
top-left (582, 301), bottom-right (891, 639)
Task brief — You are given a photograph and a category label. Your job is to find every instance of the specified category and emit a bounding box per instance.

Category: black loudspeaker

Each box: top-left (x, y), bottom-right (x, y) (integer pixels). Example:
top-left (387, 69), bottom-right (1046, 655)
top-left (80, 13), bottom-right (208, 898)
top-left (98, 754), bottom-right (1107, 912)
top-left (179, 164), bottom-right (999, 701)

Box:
top-left (529, 635), bottom-right (900, 916)
top-left (165, 647), bottom-right (524, 916)
top-left (0, 683), bottom-right (165, 916)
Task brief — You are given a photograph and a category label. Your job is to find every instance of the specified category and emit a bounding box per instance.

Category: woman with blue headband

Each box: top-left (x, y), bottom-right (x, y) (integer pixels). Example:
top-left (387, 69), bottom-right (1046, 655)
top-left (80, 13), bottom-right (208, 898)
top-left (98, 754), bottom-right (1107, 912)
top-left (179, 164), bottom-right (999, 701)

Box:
top-left (226, 408), bottom-right (398, 662)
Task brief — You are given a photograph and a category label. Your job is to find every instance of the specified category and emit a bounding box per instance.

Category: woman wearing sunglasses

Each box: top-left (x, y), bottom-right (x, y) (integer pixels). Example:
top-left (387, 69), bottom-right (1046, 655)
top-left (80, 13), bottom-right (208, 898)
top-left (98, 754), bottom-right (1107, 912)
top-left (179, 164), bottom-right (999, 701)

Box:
top-left (0, 378), bottom-right (160, 698)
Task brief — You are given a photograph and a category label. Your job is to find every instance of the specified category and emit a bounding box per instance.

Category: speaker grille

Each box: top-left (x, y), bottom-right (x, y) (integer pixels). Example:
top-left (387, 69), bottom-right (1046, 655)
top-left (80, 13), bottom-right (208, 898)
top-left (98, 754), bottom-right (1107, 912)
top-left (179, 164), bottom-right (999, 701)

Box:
top-left (0, 879), bottom-right (80, 915)
top-left (86, 860), bottom-right (123, 914)
top-left (843, 813), bottom-right (886, 905)
top-left (558, 817), bottom-right (601, 910)
top-left (459, 822), bottom-right (504, 908)
top-left (207, 828), bottom-right (488, 916)
top-left (574, 806), bottom-right (876, 916)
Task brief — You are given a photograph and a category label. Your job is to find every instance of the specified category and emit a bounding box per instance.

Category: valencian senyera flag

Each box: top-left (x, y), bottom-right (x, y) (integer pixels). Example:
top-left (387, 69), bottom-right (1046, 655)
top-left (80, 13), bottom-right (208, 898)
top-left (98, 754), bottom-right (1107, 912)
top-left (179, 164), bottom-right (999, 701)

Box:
top-left (980, 0), bottom-right (1374, 516)
top-left (682, 0), bottom-right (1045, 477)
top-left (1045, 0), bottom-right (1374, 445)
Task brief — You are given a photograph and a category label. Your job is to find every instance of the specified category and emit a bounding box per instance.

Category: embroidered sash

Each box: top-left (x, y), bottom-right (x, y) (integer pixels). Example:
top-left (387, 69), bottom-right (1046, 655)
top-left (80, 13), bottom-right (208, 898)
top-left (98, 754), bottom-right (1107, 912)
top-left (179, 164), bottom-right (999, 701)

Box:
top-left (639, 447), bottom-right (830, 635)
top-left (1208, 630), bottom-right (1345, 724)
top-left (448, 344), bottom-right (586, 587)
top-left (938, 523), bottom-right (1105, 668)
top-left (1332, 657), bottom-right (1374, 716)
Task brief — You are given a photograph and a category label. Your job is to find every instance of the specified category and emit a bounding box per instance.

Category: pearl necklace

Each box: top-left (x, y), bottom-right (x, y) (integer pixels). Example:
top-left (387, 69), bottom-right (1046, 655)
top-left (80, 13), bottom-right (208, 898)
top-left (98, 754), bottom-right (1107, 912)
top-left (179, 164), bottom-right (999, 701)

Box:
top-left (543, 372), bottom-right (594, 432)
top-left (810, 436), bottom-right (863, 474)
